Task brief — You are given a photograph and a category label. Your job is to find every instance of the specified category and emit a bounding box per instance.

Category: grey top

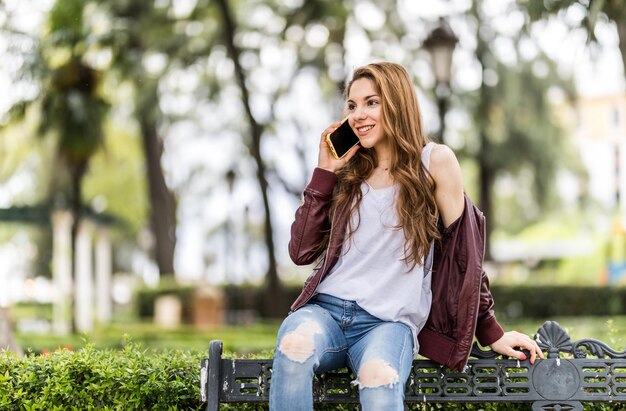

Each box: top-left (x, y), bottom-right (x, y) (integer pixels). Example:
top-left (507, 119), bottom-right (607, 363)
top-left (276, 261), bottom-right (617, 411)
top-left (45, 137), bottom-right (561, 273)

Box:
top-left (316, 142), bottom-right (435, 354)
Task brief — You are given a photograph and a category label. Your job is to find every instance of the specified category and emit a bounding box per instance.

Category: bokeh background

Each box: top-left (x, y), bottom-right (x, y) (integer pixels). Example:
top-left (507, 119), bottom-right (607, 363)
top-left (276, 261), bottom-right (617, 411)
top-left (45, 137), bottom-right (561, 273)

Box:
top-left (0, 0), bottom-right (625, 354)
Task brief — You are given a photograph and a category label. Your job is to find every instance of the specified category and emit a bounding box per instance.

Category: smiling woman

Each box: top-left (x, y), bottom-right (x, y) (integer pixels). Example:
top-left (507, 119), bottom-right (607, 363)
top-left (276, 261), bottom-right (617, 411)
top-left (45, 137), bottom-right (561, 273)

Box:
top-left (268, 61), bottom-right (544, 411)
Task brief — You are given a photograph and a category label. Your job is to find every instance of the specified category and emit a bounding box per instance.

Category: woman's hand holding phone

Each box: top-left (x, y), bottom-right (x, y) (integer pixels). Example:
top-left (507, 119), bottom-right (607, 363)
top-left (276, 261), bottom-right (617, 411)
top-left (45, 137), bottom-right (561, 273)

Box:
top-left (318, 121), bottom-right (360, 173)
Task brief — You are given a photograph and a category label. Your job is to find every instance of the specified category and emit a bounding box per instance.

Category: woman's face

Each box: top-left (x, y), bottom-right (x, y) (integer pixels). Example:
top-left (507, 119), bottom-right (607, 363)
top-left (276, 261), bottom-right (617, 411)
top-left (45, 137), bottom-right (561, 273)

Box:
top-left (347, 78), bottom-right (386, 149)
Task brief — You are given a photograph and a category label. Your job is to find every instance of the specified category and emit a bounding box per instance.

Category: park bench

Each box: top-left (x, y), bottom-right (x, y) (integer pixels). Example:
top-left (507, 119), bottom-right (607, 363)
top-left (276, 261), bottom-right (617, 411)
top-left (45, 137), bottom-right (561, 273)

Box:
top-left (200, 321), bottom-right (626, 410)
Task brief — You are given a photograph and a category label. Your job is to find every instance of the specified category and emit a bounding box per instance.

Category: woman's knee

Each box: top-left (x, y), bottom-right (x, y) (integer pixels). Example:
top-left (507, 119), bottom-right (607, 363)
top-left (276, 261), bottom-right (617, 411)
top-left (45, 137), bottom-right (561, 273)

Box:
top-left (275, 306), bottom-right (335, 364)
top-left (356, 360), bottom-right (405, 411)
top-left (354, 358), bottom-right (400, 388)
top-left (277, 318), bottom-right (323, 363)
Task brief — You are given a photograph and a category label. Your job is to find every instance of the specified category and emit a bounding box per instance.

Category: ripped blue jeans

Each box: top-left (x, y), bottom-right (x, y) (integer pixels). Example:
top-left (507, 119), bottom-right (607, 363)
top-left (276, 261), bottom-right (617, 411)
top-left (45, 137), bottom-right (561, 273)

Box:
top-left (269, 293), bottom-right (414, 411)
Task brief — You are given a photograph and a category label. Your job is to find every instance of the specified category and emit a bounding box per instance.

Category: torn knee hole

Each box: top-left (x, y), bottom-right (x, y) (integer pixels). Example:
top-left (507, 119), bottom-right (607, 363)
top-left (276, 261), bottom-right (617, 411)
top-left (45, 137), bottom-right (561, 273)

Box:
top-left (354, 359), bottom-right (399, 388)
top-left (278, 319), bottom-right (322, 363)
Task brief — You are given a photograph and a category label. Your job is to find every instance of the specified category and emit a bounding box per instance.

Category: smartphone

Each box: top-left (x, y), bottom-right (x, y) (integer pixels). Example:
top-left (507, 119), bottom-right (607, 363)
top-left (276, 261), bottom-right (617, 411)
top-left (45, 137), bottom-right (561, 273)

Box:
top-left (325, 118), bottom-right (360, 160)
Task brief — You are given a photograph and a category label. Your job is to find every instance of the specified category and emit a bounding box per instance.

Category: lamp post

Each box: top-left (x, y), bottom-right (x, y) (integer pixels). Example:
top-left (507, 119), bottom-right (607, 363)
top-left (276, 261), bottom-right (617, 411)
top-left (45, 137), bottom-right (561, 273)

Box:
top-left (424, 18), bottom-right (458, 144)
top-left (224, 168), bottom-right (236, 283)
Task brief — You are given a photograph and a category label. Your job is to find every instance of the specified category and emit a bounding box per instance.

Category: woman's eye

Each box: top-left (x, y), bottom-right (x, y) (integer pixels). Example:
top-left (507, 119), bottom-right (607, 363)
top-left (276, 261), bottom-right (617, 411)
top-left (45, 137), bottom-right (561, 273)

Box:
top-left (347, 104), bottom-right (356, 111)
top-left (368, 99), bottom-right (379, 106)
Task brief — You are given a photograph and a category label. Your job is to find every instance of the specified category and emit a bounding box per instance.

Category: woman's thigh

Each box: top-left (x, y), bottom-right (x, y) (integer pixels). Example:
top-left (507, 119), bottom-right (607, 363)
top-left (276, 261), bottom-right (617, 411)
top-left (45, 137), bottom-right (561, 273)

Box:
top-left (347, 321), bottom-right (414, 389)
top-left (274, 303), bottom-right (348, 373)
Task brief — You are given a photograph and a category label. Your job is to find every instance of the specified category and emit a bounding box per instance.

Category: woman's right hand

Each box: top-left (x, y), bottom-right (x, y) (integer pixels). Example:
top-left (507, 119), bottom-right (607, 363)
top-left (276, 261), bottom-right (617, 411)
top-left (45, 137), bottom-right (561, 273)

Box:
top-left (318, 122), bottom-right (360, 173)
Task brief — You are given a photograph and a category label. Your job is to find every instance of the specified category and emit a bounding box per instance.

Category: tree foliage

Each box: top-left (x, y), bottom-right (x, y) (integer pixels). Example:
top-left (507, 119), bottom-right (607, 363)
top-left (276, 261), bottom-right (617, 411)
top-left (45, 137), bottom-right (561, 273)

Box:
top-left (0, 0), bottom-right (585, 306)
top-left (520, 0), bottom-right (626, 78)
top-left (457, 1), bottom-right (579, 248)
top-left (2, 0), bottom-right (108, 208)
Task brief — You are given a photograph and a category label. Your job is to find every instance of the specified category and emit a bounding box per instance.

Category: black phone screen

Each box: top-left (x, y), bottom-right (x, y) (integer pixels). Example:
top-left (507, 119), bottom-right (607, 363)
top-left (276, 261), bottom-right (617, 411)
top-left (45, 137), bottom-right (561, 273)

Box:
top-left (328, 120), bottom-right (360, 159)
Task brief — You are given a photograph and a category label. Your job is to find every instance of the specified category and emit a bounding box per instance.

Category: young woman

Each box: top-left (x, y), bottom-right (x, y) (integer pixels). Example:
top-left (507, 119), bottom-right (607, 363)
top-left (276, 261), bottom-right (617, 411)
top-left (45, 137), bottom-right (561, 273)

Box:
top-left (269, 62), bottom-right (543, 411)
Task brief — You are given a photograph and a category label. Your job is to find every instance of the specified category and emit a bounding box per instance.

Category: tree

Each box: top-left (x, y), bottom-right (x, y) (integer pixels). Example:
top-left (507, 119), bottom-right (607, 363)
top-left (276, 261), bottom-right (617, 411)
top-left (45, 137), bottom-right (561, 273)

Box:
top-left (2, 0), bottom-right (107, 217)
top-left (0, 0), bottom-right (108, 335)
top-left (214, 0), bottom-right (286, 316)
top-left (450, 2), bottom-right (577, 256)
top-left (94, 0), bottom-right (188, 277)
top-left (357, 1), bottom-right (576, 253)
top-left (211, 0), bottom-right (354, 317)
top-left (522, 0), bottom-right (626, 78)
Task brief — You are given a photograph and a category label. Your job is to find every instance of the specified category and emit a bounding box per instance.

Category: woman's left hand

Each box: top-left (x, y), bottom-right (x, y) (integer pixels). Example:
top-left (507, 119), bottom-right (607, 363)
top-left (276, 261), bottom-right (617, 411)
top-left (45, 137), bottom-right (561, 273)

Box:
top-left (489, 331), bottom-right (544, 364)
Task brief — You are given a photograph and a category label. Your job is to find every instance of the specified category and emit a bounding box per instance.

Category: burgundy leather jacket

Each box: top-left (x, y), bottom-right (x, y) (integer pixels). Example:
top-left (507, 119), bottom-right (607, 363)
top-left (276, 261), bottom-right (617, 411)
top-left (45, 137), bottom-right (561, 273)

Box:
top-left (288, 168), bottom-right (504, 371)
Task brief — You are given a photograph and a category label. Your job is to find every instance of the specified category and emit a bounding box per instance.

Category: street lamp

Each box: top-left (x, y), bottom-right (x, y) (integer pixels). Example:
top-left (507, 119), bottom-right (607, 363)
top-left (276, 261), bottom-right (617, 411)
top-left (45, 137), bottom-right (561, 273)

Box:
top-left (224, 168), bottom-right (236, 283)
top-left (424, 18), bottom-right (458, 144)
top-left (225, 168), bottom-right (236, 194)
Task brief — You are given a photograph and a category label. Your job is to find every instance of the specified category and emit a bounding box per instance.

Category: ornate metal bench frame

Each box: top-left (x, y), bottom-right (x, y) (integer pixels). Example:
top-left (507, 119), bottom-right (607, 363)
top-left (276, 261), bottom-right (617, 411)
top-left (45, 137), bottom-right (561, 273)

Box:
top-left (200, 321), bottom-right (626, 410)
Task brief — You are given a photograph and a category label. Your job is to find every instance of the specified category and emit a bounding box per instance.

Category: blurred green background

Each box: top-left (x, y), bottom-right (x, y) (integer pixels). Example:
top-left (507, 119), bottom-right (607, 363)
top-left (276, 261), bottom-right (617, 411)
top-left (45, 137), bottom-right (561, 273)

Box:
top-left (1, 0), bottom-right (626, 357)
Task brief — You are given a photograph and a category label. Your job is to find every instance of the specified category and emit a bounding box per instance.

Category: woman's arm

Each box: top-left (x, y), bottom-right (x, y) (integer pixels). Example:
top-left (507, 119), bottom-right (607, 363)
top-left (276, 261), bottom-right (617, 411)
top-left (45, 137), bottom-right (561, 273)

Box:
top-left (429, 143), bottom-right (544, 363)
top-left (288, 123), bottom-right (360, 265)
top-left (428, 144), bottom-right (464, 227)
top-left (288, 168), bottom-right (336, 265)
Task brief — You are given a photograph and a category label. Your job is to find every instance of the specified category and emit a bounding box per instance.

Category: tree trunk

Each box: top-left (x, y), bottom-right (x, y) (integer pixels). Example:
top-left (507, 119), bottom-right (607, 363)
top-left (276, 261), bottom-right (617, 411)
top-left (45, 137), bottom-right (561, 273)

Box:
top-left (69, 160), bottom-right (87, 246)
top-left (215, 0), bottom-right (286, 318)
top-left (121, 13), bottom-right (177, 278)
top-left (473, 11), bottom-right (495, 262)
top-left (139, 107), bottom-right (177, 277)
top-left (478, 155), bottom-right (495, 261)
top-left (68, 159), bottom-right (88, 333)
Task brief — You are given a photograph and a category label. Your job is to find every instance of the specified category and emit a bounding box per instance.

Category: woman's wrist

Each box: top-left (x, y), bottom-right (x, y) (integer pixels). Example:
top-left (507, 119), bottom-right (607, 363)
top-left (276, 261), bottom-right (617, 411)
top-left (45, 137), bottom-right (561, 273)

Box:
top-left (309, 167), bottom-right (338, 194)
top-left (317, 164), bottom-right (336, 173)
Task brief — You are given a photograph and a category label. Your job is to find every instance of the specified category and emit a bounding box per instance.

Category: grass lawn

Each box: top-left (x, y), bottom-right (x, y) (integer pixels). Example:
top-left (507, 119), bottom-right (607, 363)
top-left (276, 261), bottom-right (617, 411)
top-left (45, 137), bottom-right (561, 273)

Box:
top-left (15, 320), bottom-right (282, 355)
top-left (498, 315), bottom-right (626, 350)
top-left (14, 314), bottom-right (626, 357)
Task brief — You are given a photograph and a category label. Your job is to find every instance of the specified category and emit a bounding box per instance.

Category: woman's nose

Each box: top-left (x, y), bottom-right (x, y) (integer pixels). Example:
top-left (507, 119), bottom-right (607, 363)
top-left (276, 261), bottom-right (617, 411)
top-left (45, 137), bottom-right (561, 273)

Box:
top-left (353, 105), bottom-right (367, 119)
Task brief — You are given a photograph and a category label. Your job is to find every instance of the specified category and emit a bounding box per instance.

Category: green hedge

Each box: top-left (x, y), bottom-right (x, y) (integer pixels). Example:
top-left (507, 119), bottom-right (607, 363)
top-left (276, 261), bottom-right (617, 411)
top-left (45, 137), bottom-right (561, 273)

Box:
top-left (1, 345), bottom-right (624, 410)
top-left (0, 343), bottom-right (204, 411)
top-left (490, 285), bottom-right (626, 320)
top-left (220, 284), bottom-right (626, 320)
top-left (137, 284), bottom-right (626, 322)
top-left (215, 404), bottom-right (624, 410)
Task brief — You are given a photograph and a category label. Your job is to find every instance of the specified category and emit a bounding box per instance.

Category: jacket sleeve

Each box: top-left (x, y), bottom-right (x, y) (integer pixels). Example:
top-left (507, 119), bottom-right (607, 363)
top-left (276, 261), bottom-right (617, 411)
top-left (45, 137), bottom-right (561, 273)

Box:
top-left (474, 270), bottom-right (505, 346)
top-left (288, 168), bottom-right (337, 265)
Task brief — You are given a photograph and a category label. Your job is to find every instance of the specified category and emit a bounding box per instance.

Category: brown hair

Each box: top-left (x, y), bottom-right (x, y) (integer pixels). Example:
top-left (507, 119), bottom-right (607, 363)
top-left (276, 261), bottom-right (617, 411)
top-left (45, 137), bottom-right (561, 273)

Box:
top-left (326, 62), bottom-right (440, 269)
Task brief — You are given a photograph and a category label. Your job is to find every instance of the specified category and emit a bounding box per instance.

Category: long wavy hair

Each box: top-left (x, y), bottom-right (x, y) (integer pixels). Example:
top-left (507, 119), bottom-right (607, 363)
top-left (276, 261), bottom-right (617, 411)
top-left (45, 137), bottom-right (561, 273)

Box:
top-left (324, 62), bottom-right (441, 269)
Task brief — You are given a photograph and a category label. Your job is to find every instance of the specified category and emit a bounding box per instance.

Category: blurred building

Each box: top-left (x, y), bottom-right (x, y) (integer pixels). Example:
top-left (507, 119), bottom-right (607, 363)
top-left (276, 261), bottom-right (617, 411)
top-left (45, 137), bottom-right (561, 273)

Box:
top-left (573, 92), bottom-right (626, 283)
top-left (573, 92), bottom-right (626, 214)
top-left (491, 91), bottom-right (626, 282)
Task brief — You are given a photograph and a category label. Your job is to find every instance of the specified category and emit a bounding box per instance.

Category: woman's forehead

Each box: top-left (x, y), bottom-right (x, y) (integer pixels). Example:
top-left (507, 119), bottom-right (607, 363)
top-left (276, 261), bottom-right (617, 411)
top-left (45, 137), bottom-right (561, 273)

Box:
top-left (348, 78), bottom-right (378, 100)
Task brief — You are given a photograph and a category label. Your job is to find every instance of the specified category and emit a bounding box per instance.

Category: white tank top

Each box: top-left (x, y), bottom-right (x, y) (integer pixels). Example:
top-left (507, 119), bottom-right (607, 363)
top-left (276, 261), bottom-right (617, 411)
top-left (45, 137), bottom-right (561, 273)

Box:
top-left (316, 142), bottom-right (435, 354)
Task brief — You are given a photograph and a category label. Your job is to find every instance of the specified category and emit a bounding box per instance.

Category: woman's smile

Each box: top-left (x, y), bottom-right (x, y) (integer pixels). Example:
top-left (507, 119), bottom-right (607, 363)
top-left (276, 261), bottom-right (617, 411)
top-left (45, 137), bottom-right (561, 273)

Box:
top-left (356, 124), bottom-right (375, 134)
